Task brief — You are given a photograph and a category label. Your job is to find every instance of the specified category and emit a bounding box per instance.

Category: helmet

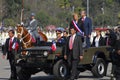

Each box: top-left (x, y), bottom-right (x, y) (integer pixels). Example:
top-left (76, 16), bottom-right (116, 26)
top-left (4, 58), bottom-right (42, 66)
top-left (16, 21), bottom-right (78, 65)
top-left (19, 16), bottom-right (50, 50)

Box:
top-left (31, 13), bottom-right (35, 16)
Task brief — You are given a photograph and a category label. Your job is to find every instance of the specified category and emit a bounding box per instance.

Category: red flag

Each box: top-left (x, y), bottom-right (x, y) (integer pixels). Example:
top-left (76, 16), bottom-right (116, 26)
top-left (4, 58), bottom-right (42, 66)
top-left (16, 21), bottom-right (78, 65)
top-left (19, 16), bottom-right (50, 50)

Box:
top-left (12, 42), bottom-right (19, 51)
top-left (15, 42), bottom-right (19, 51)
top-left (31, 36), bottom-right (36, 43)
top-left (51, 42), bottom-right (56, 51)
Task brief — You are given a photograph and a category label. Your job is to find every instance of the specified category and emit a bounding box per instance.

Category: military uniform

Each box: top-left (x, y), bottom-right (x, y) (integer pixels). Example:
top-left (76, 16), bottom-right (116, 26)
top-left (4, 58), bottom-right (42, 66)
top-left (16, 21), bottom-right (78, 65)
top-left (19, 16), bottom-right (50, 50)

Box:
top-left (26, 13), bottom-right (43, 44)
top-left (28, 18), bottom-right (39, 39)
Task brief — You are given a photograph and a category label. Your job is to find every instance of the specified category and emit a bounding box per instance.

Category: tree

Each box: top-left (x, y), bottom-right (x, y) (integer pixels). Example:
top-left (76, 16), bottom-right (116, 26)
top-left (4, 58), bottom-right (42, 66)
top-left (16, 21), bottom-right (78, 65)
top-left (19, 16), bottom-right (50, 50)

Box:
top-left (36, 11), bottom-right (51, 27)
top-left (59, 0), bottom-right (71, 10)
top-left (118, 12), bottom-right (120, 25)
top-left (1, 0), bottom-right (120, 27)
top-left (3, 0), bottom-right (22, 23)
top-left (94, 14), bottom-right (111, 26)
top-left (4, 18), bottom-right (16, 27)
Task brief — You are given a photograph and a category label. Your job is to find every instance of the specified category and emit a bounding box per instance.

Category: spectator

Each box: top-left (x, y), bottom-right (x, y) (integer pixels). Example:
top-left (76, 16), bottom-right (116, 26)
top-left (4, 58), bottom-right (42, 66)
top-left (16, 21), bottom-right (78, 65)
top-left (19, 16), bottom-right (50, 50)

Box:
top-left (114, 27), bottom-right (120, 40)
top-left (92, 30), bottom-right (105, 47)
top-left (105, 29), bottom-right (117, 47)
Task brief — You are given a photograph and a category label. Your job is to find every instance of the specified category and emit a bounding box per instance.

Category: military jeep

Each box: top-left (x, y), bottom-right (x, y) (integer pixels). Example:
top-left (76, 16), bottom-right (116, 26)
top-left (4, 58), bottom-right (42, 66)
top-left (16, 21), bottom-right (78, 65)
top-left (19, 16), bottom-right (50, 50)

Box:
top-left (16, 42), bottom-right (112, 80)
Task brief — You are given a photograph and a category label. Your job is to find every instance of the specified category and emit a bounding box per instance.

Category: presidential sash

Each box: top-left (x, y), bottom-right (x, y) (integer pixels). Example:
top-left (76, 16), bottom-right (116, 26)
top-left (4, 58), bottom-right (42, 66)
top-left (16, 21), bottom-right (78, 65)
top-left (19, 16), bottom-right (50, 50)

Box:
top-left (72, 20), bottom-right (84, 36)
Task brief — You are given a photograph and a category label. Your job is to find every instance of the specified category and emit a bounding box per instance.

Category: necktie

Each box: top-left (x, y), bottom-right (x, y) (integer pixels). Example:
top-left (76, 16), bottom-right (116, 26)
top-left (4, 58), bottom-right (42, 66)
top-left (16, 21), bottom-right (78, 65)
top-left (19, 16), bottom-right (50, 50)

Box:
top-left (69, 36), bottom-right (73, 50)
top-left (82, 17), bottom-right (84, 21)
top-left (9, 38), bottom-right (12, 51)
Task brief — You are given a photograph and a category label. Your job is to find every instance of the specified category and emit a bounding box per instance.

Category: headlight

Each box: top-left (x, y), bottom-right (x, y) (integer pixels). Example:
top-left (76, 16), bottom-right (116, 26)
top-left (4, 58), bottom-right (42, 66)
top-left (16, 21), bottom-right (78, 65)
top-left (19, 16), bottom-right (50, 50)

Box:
top-left (43, 51), bottom-right (48, 56)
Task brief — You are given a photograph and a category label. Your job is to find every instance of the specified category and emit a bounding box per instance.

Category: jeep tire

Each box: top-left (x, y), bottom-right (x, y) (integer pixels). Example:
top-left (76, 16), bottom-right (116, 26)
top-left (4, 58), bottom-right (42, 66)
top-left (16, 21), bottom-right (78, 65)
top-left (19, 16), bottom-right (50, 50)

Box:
top-left (92, 58), bottom-right (107, 78)
top-left (53, 60), bottom-right (69, 80)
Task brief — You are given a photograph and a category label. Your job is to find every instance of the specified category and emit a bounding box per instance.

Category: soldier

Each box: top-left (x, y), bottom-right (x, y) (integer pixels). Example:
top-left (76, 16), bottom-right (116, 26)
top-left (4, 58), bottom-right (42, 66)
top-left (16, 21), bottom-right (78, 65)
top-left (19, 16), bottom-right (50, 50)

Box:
top-left (26, 13), bottom-right (40, 43)
top-left (54, 29), bottom-right (65, 44)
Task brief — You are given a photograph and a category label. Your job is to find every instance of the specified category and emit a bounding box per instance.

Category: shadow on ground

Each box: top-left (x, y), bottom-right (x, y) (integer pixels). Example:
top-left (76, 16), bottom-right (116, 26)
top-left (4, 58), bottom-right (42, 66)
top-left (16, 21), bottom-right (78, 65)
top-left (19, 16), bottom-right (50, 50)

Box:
top-left (31, 75), bottom-right (54, 80)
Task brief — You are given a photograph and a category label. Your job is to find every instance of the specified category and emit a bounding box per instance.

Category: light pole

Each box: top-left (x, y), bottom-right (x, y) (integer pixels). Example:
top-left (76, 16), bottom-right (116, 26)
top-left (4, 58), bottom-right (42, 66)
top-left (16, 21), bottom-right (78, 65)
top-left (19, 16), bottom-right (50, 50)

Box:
top-left (87, 0), bottom-right (89, 17)
top-left (101, 7), bottom-right (104, 27)
top-left (101, 1), bottom-right (105, 27)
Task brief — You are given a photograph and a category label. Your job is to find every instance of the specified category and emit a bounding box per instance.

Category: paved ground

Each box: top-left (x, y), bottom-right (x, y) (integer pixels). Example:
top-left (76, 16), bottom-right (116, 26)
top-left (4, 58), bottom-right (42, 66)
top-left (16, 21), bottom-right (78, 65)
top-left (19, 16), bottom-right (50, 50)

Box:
top-left (0, 52), bottom-right (113, 80)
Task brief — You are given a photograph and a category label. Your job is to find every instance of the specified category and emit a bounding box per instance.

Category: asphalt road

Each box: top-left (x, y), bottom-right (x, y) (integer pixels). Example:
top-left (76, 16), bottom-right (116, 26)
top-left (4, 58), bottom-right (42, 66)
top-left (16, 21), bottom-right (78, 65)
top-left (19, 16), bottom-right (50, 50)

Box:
top-left (0, 52), bottom-right (112, 80)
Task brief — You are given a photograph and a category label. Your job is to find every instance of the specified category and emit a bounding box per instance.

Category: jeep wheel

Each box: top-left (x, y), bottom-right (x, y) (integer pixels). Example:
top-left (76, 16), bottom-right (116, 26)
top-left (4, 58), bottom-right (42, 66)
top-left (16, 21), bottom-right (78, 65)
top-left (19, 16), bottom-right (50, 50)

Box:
top-left (53, 60), bottom-right (69, 80)
top-left (17, 67), bottom-right (31, 80)
top-left (92, 58), bottom-right (107, 78)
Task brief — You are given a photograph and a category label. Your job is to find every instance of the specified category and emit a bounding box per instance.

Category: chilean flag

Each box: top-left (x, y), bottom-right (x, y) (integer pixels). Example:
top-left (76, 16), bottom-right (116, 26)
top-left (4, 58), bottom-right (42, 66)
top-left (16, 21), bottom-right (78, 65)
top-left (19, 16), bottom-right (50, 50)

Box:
top-left (12, 42), bottom-right (19, 51)
top-left (51, 42), bottom-right (56, 51)
top-left (31, 36), bottom-right (36, 43)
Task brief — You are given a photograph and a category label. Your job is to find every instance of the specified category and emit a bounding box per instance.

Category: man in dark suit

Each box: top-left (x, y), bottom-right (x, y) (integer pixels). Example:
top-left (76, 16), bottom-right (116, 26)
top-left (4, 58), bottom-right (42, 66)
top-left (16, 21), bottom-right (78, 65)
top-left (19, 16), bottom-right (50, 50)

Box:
top-left (2, 30), bottom-right (21, 80)
top-left (64, 27), bottom-right (83, 80)
top-left (78, 10), bottom-right (92, 48)
top-left (112, 40), bottom-right (120, 80)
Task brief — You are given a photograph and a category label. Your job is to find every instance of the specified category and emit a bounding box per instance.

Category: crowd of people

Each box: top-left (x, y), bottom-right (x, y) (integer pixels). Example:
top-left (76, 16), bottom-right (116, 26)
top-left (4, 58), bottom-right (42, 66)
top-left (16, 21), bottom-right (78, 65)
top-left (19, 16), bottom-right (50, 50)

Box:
top-left (0, 10), bottom-right (120, 80)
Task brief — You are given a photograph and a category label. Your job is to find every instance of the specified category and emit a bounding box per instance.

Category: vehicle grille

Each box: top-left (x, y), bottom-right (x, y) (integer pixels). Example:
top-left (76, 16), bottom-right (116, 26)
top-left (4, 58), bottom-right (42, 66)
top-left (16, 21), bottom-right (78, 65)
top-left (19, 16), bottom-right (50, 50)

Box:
top-left (26, 51), bottom-right (47, 63)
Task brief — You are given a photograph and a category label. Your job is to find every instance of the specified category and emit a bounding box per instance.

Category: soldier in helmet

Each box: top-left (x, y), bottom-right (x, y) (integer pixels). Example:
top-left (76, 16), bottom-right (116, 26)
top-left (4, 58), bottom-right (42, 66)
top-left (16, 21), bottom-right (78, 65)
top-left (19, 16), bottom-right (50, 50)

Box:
top-left (54, 29), bottom-right (65, 44)
top-left (29, 13), bottom-right (38, 30)
top-left (26, 13), bottom-right (41, 44)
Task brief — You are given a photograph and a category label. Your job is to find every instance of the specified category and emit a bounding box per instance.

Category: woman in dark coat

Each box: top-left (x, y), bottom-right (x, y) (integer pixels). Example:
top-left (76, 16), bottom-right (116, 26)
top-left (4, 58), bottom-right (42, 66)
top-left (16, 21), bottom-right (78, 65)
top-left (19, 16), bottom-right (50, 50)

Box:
top-left (92, 30), bottom-right (105, 47)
